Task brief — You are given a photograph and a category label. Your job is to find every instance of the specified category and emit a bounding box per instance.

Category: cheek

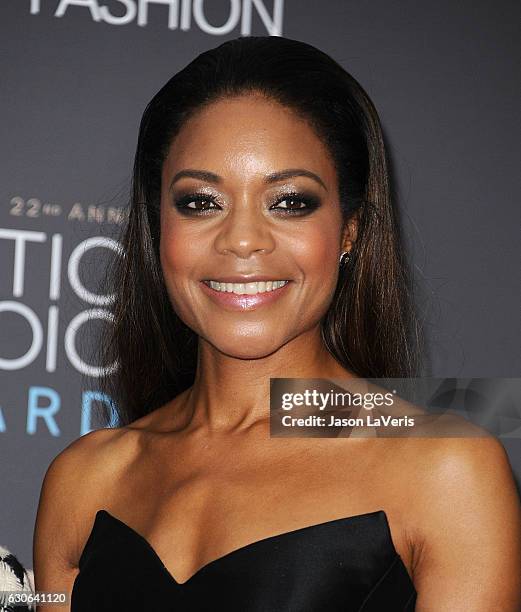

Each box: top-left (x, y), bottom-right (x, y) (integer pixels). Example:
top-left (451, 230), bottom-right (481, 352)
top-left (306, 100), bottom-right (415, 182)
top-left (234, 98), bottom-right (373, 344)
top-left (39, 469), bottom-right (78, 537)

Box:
top-left (287, 223), bottom-right (341, 321)
top-left (294, 224), bottom-right (340, 280)
top-left (160, 234), bottom-right (182, 278)
top-left (159, 232), bottom-right (206, 331)
top-left (159, 223), bottom-right (202, 314)
top-left (160, 218), bottom-right (200, 280)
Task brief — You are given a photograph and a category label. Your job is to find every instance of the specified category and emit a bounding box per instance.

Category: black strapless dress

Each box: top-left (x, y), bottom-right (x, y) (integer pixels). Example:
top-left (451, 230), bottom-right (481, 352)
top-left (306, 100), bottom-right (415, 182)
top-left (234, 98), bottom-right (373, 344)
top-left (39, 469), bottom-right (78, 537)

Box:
top-left (71, 509), bottom-right (416, 611)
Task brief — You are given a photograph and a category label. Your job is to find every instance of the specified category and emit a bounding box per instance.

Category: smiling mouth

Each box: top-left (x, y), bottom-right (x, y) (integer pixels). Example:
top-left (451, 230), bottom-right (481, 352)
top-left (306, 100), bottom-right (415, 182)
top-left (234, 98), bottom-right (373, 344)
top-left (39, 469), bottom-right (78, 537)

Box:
top-left (202, 280), bottom-right (290, 295)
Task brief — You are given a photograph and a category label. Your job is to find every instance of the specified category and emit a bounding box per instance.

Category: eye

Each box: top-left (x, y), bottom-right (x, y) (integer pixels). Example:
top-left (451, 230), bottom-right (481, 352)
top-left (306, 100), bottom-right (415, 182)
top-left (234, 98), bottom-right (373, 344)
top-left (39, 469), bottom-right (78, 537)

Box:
top-left (274, 198), bottom-right (306, 211)
top-left (270, 192), bottom-right (321, 215)
top-left (174, 194), bottom-right (221, 215)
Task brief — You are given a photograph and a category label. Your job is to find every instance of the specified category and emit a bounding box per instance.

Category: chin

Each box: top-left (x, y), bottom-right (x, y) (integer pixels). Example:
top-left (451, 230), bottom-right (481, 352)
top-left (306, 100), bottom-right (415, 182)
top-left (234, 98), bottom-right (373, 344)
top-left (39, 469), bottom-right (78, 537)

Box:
top-left (207, 334), bottom-right (285, 360)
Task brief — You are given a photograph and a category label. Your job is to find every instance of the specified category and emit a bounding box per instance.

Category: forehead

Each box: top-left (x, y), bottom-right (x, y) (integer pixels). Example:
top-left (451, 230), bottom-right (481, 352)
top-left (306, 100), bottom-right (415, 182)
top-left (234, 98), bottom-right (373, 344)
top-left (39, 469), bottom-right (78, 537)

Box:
top-left (162, 94), bottom-right (337, 188)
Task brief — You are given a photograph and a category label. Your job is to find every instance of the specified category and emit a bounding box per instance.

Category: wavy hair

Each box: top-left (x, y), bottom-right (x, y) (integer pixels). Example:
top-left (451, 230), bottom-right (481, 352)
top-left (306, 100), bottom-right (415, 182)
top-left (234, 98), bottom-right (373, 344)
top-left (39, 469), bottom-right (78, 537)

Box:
top-left (94, 36), bottom-right (425, 427)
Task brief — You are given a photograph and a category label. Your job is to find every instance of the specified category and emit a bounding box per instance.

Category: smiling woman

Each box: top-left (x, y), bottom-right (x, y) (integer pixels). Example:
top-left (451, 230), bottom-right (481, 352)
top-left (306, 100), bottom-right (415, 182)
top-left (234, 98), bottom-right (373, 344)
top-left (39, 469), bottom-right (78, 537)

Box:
top-left (33, 36), bottom-right (521, 612)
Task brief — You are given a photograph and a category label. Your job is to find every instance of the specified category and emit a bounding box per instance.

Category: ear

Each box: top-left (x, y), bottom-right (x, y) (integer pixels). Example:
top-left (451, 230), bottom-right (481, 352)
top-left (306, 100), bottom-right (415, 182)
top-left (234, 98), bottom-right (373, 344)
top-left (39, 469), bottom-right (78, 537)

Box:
top-left (341, 211), bottom-right (359, 253)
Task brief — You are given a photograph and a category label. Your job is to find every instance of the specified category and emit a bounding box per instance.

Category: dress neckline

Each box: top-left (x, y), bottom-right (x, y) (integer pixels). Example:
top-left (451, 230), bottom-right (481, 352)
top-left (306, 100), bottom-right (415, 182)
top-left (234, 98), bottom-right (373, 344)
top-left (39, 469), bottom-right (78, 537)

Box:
top-left (80, 508), bottom-right (403, 586)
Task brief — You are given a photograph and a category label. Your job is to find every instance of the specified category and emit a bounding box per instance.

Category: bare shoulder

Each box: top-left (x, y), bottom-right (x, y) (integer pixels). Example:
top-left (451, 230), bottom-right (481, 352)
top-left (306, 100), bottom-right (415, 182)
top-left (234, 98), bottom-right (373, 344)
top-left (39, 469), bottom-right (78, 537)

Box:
top-left (402, 434), bottom-right (521, 530)
top-left (37, 427), bottom-right (135, 514)
top-left (35, 426), bottom-right (140, 551)
top-left (405, 435), bottom-right (521, 610)
top-left (33, 426), bottom-right (141, 602)
top-left (409, 434), bottom-right (519, 503)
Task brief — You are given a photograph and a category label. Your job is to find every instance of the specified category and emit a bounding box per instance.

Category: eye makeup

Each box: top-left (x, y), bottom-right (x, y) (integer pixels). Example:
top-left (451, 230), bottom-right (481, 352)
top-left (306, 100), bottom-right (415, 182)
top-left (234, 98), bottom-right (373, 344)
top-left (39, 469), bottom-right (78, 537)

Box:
top-left (172, 190), bottom-right (322, 217)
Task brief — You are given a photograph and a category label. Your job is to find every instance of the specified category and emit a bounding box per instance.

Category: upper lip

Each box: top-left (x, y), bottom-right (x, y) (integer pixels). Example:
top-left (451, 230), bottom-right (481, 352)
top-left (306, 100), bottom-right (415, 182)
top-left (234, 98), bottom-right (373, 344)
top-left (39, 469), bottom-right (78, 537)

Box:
top-left (202, 275), bottom-right (290, 283)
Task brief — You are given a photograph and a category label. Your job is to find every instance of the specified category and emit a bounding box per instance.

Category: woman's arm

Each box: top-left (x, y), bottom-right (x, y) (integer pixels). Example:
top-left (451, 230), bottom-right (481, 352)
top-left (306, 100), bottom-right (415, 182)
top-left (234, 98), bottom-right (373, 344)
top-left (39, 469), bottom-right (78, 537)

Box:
top-left (33, 429), bottom-right (115, 611)
top-left (33, 446), bottom-right (83, 611)
top-left (412, 436), bottom-right (521, 611)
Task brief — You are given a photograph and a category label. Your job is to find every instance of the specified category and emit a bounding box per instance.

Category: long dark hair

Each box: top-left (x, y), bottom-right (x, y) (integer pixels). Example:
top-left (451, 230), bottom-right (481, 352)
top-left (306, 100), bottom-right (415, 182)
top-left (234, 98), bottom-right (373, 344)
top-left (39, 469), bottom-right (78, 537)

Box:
top-left (95, 36), bottom-right (425, 428)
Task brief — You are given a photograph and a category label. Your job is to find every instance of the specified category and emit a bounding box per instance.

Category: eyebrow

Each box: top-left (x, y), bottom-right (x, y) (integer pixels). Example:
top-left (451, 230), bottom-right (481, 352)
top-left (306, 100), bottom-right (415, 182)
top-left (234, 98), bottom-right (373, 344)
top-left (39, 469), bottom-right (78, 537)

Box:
top-left (169, 168), bottom-right (327, 191)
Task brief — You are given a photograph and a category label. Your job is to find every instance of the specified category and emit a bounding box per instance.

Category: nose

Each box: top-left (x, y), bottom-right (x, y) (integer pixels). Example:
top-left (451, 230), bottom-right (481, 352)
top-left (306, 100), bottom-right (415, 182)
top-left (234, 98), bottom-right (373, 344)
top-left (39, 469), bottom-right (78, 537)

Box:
top-left (214, 200), bottom-right (275, 259)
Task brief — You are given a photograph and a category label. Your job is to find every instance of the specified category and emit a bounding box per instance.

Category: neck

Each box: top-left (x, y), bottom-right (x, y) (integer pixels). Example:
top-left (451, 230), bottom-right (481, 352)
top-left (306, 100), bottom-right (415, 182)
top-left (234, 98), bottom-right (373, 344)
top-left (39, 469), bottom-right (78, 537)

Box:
top-left (179, 326), bottom-right (356, 435)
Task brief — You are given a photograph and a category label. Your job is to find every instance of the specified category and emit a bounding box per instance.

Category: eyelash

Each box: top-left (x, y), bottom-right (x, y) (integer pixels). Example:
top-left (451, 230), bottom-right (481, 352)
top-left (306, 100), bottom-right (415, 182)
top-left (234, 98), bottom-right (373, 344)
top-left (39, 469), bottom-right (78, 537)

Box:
top-left (173, 191), bottom-right (320, 216)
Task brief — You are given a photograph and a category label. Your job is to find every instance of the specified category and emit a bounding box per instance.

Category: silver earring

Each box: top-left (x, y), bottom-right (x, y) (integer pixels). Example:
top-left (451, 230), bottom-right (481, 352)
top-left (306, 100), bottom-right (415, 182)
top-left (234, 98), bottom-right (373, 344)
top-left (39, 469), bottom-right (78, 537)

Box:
top-left (339, 250), bottom-right (351, 267)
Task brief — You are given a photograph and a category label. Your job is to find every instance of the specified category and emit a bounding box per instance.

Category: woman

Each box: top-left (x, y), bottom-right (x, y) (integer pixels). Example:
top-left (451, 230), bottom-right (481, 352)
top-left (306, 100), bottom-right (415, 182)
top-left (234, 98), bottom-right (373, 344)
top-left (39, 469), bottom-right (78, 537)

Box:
top-left (33, 36), bottom-right (521, 611)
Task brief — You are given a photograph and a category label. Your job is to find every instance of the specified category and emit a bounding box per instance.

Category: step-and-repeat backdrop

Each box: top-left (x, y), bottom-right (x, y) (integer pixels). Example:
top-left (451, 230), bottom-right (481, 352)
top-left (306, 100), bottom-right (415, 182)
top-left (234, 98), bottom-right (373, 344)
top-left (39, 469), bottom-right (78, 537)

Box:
top-left (1, 0), bottom-right (520, 571)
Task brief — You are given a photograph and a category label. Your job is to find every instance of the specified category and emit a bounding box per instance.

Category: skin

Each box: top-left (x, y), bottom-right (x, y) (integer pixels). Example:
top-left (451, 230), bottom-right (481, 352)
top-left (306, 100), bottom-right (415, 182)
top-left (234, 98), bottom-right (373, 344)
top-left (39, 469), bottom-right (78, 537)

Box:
top-left (33, 94), bottom-right (521, 611)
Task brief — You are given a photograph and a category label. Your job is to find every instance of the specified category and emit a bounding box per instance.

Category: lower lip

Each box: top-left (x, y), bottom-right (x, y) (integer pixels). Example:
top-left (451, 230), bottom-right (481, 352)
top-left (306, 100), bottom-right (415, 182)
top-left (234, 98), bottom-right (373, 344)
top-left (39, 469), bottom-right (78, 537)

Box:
top-left (199, 281), bottom-right (292, 311)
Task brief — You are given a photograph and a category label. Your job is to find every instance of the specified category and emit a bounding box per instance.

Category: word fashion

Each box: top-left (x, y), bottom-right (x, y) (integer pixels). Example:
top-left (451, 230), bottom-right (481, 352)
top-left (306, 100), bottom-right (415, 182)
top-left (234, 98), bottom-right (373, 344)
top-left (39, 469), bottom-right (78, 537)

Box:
top-left (28, 0), bottom-right (284, 36)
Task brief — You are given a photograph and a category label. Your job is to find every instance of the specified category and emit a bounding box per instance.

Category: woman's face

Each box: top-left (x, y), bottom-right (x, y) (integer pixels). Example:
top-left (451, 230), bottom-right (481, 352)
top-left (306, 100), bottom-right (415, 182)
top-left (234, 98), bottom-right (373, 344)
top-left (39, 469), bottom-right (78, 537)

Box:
top-left (160, 93), bottom-right (353, 359)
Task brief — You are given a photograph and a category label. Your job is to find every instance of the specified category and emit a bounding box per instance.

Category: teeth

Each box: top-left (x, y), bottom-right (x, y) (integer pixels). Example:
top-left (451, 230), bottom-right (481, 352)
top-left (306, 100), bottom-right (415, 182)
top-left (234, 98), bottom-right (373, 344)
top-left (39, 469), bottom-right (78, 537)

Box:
top-left (206, 280), bottom-right (289, 294)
